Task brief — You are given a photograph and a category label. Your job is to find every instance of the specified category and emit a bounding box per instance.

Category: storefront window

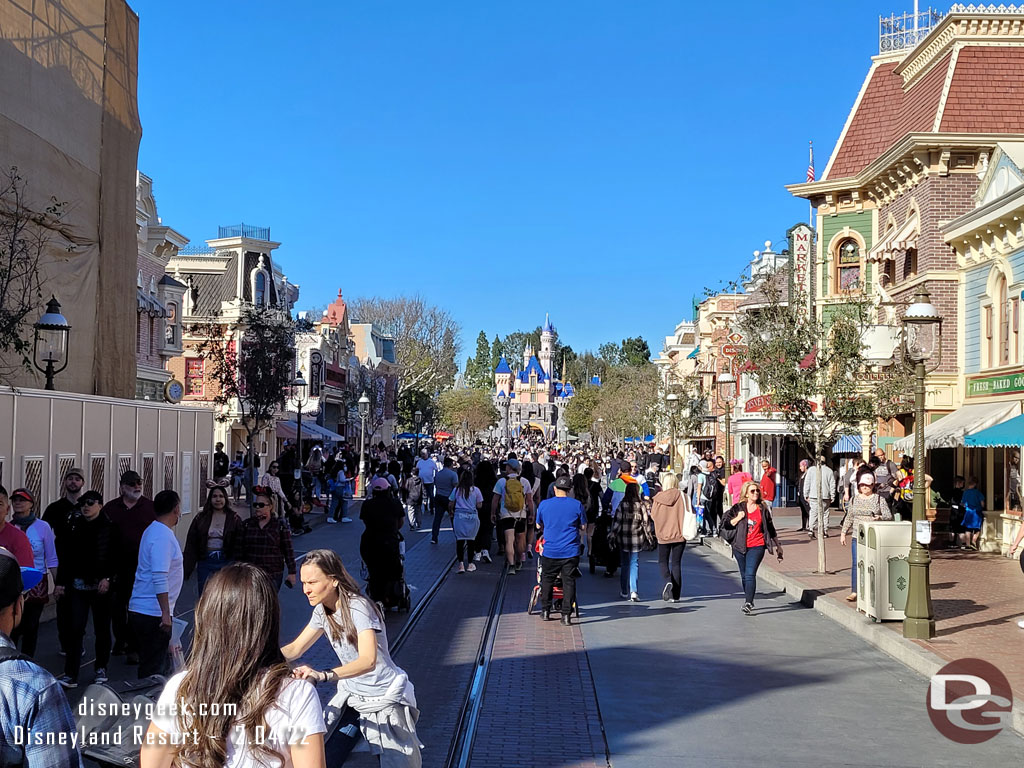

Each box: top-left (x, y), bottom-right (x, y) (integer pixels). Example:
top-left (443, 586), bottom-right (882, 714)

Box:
top-left (836, 239), bottom-right (861, 292)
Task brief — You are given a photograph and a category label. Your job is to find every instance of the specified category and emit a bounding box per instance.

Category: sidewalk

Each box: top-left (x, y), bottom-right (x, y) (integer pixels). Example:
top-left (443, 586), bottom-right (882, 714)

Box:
top-left (703, 508), bottom-right (1024, 731)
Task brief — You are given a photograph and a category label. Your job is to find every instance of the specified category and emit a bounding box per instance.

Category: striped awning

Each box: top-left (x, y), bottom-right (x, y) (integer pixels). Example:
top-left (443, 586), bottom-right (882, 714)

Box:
top-left (137, 288), bottom-right (167, 317)
top-left (832, 434), bottom-right (862, 454)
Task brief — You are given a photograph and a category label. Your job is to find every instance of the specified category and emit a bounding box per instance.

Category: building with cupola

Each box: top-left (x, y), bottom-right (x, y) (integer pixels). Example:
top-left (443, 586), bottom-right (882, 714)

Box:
top-left (493, 315), bottom-right (576, 440)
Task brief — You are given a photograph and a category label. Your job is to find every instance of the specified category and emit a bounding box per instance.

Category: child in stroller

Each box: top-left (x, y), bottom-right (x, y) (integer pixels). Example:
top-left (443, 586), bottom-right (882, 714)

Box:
top-left (527, 537), bottom-right (580, 618)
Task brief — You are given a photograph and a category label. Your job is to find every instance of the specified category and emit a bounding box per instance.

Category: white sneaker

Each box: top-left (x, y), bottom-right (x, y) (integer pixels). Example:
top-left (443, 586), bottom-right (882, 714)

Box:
top-left (457, 562), bottom-right (465, 574)
top-left (473, 552), bottom-right (482, 562)
top-left (481, 550), bottom-right (492, 563)
top-left (341, 517), bottom-right (352, 523)
top-left (326, 517), bottom-right (337, 524)
top-left (467, 563), bottom-right (477, 572)
top-left (630, 592), bottom-right (639, 602)
top-left (1018, 619), bottom-right (1024, 629)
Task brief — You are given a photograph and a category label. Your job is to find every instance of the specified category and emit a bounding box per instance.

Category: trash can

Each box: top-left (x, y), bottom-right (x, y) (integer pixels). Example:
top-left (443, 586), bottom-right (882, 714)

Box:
top-left (861, 521), bottom-right (911, 622)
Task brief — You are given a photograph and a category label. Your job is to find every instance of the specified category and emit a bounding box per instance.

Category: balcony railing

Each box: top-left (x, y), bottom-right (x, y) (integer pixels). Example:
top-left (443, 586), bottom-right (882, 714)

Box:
top-left (218, 223), bottom-right (271, 241)
top-left (879, 6), bottom-right (944, 53)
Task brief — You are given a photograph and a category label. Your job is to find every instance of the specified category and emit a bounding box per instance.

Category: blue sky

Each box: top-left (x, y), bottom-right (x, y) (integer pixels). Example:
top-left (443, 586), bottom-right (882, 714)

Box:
top-left (135, 0), bottom-right (905, 365)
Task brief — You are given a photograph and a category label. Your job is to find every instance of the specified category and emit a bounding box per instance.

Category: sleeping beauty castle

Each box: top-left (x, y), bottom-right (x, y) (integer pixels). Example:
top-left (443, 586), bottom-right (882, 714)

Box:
top-left (492, 315), bottom-right (581, 440)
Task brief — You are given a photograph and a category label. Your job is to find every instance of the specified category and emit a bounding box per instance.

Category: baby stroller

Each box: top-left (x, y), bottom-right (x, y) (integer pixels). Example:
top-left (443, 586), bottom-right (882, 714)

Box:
top-left (589, 511), bottom-right (618, 577)
top-left (526, 538), bottom-right (580, 618)
top-left (360, 531), bottom-right (411, 612)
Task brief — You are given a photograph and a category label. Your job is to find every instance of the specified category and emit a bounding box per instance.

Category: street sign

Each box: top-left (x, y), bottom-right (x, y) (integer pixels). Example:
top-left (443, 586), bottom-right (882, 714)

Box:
top-left (727, 332), bottom-right (743, 344)
top-left (309, 351), bottom-right (324, 398)
top-left (722, 344), bottom-right (747, 358)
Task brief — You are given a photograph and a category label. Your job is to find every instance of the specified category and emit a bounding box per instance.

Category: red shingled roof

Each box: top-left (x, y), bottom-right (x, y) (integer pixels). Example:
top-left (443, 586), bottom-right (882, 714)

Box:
top-left (940, 47), bottom-right (1024, 133)
top-left (824, 46), bottom-right (1024, 181)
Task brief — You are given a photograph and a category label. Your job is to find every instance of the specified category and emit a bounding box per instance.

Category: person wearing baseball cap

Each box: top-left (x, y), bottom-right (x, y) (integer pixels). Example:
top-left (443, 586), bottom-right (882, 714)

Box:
top-left (0, 546), bottom-right (82, 767)
top-left (535, 473), bottom-right (585, 624)
top-left (41, 467), bottom-right (86, 660)
top-left (0, 485), bottom-right (33, 568)
top-left (9, 487), bottom-right (58, 660)
top-left (839, 470), bottom-right (892, 603)
top-left (102, 469), bottom-right (156, 664)
top-left (358, 477), bottom-right (406, 607)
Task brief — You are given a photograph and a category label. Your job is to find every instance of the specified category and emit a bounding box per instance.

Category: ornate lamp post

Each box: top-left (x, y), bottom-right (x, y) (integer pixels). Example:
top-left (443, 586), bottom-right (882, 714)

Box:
top-left (358, 391), bottom-right (371, 499)
top-left (33, 296), bottom-right (71, 390)
top-left (414, 409), bottom-right (423, 454)
top-left (717, 372), bottom-right (738, 466)
top-left (902, 286), bottom-right (942, 640)
top-left (596, 417), bottom-right (605, 450)
top-left (292, 374), bottom-right (308, 512)
top-left (665, 392), bottom-right (678, 470)
top-left (496, 393), bottom-right (510, 441)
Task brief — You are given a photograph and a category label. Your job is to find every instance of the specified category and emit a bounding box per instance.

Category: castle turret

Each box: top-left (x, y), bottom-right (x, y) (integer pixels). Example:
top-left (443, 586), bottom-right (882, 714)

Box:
top-left (523, 342), bottom-right (533, 372)
top-left (539, 314), bottom-right (555, 379)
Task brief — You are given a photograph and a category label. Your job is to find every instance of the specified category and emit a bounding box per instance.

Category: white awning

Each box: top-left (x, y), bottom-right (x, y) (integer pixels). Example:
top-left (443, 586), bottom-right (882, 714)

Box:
top-left (893, 400), bottom-right (1021, 455)
top-left (870, 213), bottom-right (919, 263)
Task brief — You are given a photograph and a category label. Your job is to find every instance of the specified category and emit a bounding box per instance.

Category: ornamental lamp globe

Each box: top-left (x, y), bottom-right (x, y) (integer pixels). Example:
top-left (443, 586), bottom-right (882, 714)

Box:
top-left (358, 391), bottom-right (371, 419)
top-left (33, 296), bottom-right (71, 389)
top-left (902, 287), bottom-right (942, 363)
top-left (717, 372), bottom-right (738, 402)
top-left (292, 373), bottom-right (307, 398)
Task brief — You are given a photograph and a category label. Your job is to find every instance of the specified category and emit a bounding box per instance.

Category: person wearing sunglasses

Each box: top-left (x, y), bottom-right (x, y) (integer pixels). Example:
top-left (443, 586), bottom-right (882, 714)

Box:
top-left (721, 480), bottom-right (783, 615)
top-left (54, 490), bottom-right (115, 688)
top-left (839, 471), bottom-right (892, 603)
top-left (0, 543), bottom-right (82, 767)
top-left (102, 470), bottom-right (156, 665)
top-left (238, 489), bottom-right (297, 591)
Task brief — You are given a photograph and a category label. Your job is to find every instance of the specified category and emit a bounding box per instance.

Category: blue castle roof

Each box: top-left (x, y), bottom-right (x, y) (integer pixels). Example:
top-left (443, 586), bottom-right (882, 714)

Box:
top-left (518, 355), bottom-right (547, 383)
top-left (494, 355), bottom-right (512, 374)
top-left (542, 313), bottom-right (554, 333)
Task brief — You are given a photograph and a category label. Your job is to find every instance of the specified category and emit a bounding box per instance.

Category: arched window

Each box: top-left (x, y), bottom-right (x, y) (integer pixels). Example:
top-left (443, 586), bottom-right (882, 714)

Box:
top-left (165, 303), bottom-right (177, 346)
top-left (996, 273), bottom-right (1010, 366)
top-left (835, 239), bottom-right (861, 291)
top-left (254, 272), bottom-right (266, 305)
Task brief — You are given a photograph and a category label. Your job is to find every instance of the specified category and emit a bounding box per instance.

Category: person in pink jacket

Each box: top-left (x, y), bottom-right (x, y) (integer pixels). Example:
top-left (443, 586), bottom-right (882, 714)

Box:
top-left (650, 474), bottom-right (691, 602)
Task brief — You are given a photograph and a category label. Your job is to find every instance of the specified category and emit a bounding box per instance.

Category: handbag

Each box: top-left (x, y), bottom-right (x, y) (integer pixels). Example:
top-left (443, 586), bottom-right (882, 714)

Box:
top-left (682, 505), bottom-right (699, 541)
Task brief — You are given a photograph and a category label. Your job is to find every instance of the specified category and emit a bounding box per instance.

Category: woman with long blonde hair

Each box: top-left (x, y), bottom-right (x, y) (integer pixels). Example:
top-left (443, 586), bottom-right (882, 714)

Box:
top-left (650, 472), bottom-right (691, 602)
top-left (282, 549), bottom-right (421, 767)
top-left (720, 480), bottom-right (783, 615)
top-left (142, 562), bottom-right (326, 768)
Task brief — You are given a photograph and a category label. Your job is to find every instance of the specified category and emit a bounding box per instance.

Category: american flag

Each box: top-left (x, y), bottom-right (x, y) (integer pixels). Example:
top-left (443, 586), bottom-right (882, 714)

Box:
top-left (807, 141), bottom-right (815, 183)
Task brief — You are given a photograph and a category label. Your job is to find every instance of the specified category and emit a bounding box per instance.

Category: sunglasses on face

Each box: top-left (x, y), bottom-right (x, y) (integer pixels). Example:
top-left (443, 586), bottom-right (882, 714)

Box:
top-left (252, 502), bottom-right (269, 509)
top-left (83, 499), bottom-right (101, 507)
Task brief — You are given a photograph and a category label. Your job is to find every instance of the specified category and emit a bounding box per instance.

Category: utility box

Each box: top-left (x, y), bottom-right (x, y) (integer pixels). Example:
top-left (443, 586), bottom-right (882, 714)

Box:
top-left (857, 521), bottom-right (911, 621)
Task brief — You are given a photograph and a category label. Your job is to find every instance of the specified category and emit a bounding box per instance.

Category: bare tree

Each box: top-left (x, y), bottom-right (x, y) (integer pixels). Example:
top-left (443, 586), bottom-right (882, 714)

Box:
top-left (0, 167), bottom-right (73, 382)
top-left (348, 295), bottom-right (460, 397)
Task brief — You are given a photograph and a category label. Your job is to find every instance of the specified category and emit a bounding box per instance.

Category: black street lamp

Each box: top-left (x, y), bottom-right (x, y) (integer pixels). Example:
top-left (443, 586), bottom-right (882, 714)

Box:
top-left (414, 409), bottom-right (423, 454)
top-left (717, 372), bottom-right (738, 466)
top-left (665, 392), bottom-right (678, 469)
top-left (902, 286), bottom-right (942, 640)
top-left (358, 391), bottom-right (371, 498)
top-left (292, 374), bottom-right (308, 512)
top-left (33, 296), bottom-right (71, 390)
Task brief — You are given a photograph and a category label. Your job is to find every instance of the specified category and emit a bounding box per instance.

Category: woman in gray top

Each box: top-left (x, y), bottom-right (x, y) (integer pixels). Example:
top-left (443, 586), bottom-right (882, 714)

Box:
top-left (839, 470), bottom-right (892, 603)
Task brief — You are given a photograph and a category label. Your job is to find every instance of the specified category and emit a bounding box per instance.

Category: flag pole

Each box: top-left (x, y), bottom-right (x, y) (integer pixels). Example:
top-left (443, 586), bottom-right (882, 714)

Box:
top-left (808, 140), bottom-right (814, 226)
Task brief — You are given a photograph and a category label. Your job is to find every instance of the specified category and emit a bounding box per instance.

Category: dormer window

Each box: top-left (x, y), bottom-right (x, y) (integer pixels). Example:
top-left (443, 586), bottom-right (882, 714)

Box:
top-left (137, 270), bottom-right (143, 289)
top-left (254, 272), bottom-right (266, 305)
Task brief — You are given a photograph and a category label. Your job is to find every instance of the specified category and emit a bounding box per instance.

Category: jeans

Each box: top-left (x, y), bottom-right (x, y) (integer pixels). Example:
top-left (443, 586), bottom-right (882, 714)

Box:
top-left (619, 550), bottom-right (639, 595)
top-left (423, 483), bottom-right (434, 515)
top-left (128, 611), bottom-right (170, 678)
top-left (331, 493), bottom-right (349, 522)
top-left (197, 552), bottom-right (229, 596)
top-left (325, 702), bottom-right (363, 765)
top-left (851, 538), bottom-right (858, 593)
top-left (65, 588), bottom-right (112, 681)
top-left (657, 542), bottom-right (686, 600)
top-left (733, 545), bottom-right (766, 605)
top-left (540, 555), bottom-right (579, 615)
top-left (431, 497), bottom-right (451, 542)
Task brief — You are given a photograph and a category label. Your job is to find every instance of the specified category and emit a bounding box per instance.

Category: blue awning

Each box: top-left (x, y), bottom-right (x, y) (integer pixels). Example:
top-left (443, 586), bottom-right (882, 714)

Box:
top-left (832, 434), bottom-right (862, 454)
top-left (965, 413), bottom-right (1024, 448)
top-left (686, 346), bottom-right (700, 359)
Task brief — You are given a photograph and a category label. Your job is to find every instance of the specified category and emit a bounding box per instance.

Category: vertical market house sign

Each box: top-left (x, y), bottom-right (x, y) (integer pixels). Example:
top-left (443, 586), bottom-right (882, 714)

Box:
top-left (789, 224), bottom-right (814, 318)
top-left (966, 370), bottom-right (1024, 398)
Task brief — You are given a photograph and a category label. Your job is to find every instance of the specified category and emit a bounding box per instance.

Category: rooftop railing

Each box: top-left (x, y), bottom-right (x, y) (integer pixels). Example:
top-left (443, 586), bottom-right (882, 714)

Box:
top-left (217, 223), bottom-right (271, 241)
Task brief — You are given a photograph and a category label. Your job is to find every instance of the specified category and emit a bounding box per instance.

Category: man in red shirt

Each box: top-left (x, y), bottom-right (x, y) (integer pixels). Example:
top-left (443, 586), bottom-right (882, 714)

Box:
top-left (760, 460), bottom-right (777, 506)
top-left (0, 486), bottom-right (33, 567)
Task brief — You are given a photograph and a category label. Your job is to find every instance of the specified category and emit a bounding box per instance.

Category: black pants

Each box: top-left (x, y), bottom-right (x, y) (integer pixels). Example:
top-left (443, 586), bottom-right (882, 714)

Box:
top-left (128, 612), bottom-right (170, 678)
top-left (475, 508), bottom-right (493, 553)
top-left (704, 498), bottom-right (721, 534)
top-left (798, 499), bottom-right (810, 529)
top-left (456, 539), bottom-right (475, 564)
top-left (10, 598), bottom-right (45, 657)
top-left (540, 555), bottom-right (579, 616)
top-left (111, 580), bottom-right (138, 655)
top-left (66, 588), bottom-right (112, 681)
top-left (657, 542), bottom-right (686, 600)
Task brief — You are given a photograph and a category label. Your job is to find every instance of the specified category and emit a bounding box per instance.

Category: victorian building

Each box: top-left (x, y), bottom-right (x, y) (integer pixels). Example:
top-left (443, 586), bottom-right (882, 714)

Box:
top-left (493, 315), bottom-right (576, 440)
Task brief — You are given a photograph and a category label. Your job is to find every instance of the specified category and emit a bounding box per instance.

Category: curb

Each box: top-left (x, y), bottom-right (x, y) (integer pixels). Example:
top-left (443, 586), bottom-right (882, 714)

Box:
top-left (702, 535), bottom-right (1024, 738)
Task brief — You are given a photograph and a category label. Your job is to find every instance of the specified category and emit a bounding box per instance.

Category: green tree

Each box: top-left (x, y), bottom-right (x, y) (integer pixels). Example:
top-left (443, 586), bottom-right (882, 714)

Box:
top-left (464, 330), bottom-right (492, 389)
top-left (591, 364), bottom-right (661, 440)
top-left (396, 388), bottom-right (436, 432)
top-left (737, 267), bottom-right (912, 572)
top-left (437, 388), bottom-right (499, 441)
top-left (563, 385), bottom-right (601, 435)
top-left (597, 342), bottom-right (621, 366)
top-left (489, 334), bottom-right (504, 372)
top-left (619, 336), bottom-right (651, 366)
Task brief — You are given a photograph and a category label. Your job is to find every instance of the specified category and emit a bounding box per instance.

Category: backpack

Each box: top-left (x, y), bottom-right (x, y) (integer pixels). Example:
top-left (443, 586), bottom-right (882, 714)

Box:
top-left (898, 470), bottom-right (914, 502)
top-left (702, 472), bottom-right (718, 502)
top-left (504, 476), bottom-right (526, 516)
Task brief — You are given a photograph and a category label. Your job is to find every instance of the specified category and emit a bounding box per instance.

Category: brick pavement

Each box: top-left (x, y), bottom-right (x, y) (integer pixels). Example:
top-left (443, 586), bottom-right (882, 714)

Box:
top-left (711, 508), bottom-right (1024, 700)
top-left (469, 566), bottom-right (608, 768)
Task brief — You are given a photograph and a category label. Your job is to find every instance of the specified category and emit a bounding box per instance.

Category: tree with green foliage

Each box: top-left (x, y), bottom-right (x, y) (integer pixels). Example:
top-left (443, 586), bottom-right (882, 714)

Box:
top-left (464, 330), bottom-right (492, 389)
top-left (737, 267), bottom-right (912, 572)
top-left (437, 388), bottom-right (500, 441)
top-left (563, 385), bottom-right (601, 436)
top-left (591, 364), bottom-right (661, 440)
top-left (489, 335), bottom-right (504, 372)
top-left (619, 336), bottom-right (652, 367)
top-left (597, 342), bottom-right (621, 367)
top-left (396, 388), bottom-right (436, 433)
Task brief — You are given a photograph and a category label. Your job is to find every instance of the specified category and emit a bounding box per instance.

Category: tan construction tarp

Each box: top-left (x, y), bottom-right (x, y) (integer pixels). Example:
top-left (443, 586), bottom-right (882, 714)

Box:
top-left (0, 0), bottom-right (141, 397)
